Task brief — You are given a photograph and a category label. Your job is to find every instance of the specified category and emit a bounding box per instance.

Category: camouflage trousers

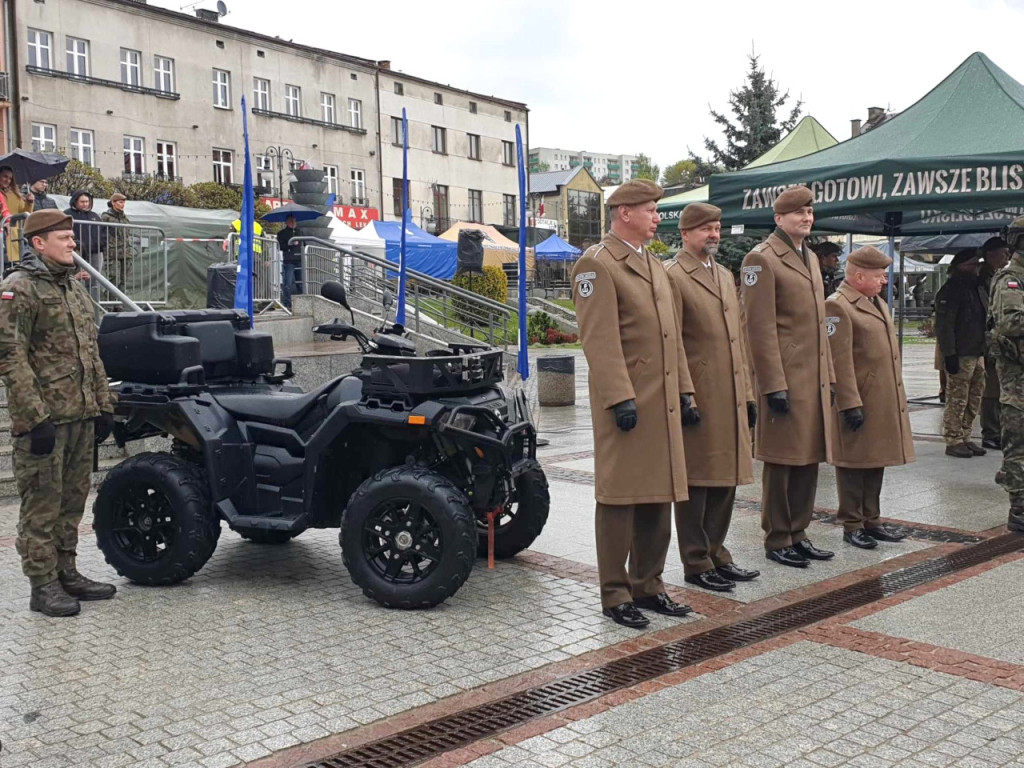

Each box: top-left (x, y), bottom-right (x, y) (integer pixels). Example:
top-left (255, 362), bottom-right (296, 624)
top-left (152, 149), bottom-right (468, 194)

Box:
top-left (14, 420), bottom-right (94, 587)
top-left (997, 358), bottom-right (1024, 501)
top-left (942, 355), bottom-right (985, 445)
top-left (103, 255), bottom-right (134, 294)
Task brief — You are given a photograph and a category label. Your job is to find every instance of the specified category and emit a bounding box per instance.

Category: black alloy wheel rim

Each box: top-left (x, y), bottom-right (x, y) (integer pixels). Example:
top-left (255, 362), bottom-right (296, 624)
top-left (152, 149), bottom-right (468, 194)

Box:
top-left (108, 483), bottom-right (176, 563)
top-left (363, 499), bottom-right (442, 584)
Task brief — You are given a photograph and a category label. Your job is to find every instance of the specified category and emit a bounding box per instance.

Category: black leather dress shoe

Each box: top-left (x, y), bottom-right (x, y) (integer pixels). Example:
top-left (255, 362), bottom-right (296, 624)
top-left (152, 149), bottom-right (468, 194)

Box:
top-left (843, 529), bottom-right (878, 549)
top-left (716, 563), bottom-right (760, 581)
top-left (602, 602), bottom-right (649, 629)
top-left (633, 592), bottom-right (693, 616)
top-left (685, 570), bottom-right (735, 592)
top-left (865, 524), bottom-right (906, 542)
top-left (982, 438), bottom-right (1002, 450)
top-left (766, 547), bottom-right (810, 568)
top-left (794, 539), bottom-right (835, 560)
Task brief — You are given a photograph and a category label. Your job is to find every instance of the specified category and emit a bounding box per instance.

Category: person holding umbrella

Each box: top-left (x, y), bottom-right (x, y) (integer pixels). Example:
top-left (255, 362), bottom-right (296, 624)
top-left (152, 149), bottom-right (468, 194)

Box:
top-left (0, 165), bottom-right (33, 264)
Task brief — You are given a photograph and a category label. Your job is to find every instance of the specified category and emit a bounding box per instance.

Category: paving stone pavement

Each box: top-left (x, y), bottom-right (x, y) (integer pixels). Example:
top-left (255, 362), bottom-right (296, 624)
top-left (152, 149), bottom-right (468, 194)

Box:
top-left (464, 641), bottom-right (1024, 768)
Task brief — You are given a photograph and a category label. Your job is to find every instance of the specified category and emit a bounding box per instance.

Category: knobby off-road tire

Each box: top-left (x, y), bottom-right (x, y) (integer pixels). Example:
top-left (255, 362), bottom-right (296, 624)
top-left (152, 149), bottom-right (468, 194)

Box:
top-left (341, 467), bottom-right (476, 609)
top-left (94, 452), bottom-right (220, 585)
top-left (476, 460), bottom-right (551, 559)
top-left (237, 529), bottom-right (299, 545)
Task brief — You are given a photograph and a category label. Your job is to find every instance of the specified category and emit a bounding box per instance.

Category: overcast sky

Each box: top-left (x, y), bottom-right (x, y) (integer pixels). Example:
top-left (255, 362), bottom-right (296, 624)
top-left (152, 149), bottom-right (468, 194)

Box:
top-left (154, 0), bottom-right (1024, 172)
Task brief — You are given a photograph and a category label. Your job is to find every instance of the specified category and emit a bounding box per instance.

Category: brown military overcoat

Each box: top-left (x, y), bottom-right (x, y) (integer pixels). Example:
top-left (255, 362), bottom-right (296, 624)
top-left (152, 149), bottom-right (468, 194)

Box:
top-left (741, 231), bottom-right (835, 466)
top-left (665, 249), bottom-right (754, 486)
top-left (572, 232), bottom-right (692, 505)
top-left (826, 282), bottom-right (915, 468)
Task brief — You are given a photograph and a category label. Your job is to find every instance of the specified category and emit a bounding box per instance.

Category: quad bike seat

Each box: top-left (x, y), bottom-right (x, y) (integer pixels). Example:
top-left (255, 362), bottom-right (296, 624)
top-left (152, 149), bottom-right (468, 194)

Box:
top-left (213, 379), bottom-right (340, 427)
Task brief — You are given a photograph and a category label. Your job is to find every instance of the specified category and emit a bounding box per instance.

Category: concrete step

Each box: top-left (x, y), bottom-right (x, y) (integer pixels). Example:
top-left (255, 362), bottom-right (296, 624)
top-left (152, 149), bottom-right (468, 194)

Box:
top-left (255, 315), bottom-right (317, 347)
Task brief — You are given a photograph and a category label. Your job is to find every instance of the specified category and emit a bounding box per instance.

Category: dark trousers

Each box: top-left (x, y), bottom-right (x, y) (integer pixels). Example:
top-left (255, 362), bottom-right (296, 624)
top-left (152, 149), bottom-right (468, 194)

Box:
top-left (596, 502), bottom-right (671, 609)
top-left (982, 352), bottom-right (1001, 441)
top-left (674, 486), bottom-right (736, 575)
top-left (281, 262), bottom-right (302, 309)
top-left (836, 467), bottom-right (886, 532)
top-left (761, 462), bottom-right (819, 551)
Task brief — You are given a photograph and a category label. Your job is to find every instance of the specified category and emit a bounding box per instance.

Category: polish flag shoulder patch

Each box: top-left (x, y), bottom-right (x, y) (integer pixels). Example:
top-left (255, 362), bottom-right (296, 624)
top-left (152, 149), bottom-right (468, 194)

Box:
top-left (1, 291), bottom-right (14, 300)
top-left (1007, 279), bottom-right (1021, 290)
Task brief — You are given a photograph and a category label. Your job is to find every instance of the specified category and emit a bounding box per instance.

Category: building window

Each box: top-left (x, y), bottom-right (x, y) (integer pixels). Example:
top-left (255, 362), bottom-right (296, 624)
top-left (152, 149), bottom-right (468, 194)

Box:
top-left (464, 133), bottom-right (481, 161)
top-left (469, 101), bottom-right (477, 114)
top-left (120, 48), bottom-right (141, 86)
top-left (433, 184), bottom-right (450, 232)
top-left (394, 82), bottom-right (403, 95)
top-left (123, 135), bottom-right (145, 174)
top-left (503, 194), bottom-right (517, 227)
top-left (324, 165), bottom-right (339, 196)
top-left (502, 141), bottom-right (515, 167)
top-left (468, 189), bottom-right (482, 223)
top-left (285, 85), bottom-right (301, 117)
top-left (348, 98), bottom-right (362, 129)
top-left (434, 92), bottom-right (442, 105)
top-left (154, 55), bottom-right (174, 93)
top-left (391, 116), bottom-right (404, 146)
top-left (431, 126), bottom-right (446, 155)
top-left (212, 69), bottom-right (230, 108)
top-left (321, 92), bottom-right (336, 124)
top-left (254, 154), bottom-right (273, 193)
top-left (567, 189), bottom-right (602, 247)
top-left (65, 37), bottom-right (89, 77)
top-left (27, 29), bottom-right (51, 69)
top-left (69, 128), bottom-right (94, 165)
top-left (351, 169), bottom-right (366, 204)
top-left (156, 141), bottom-right (177, 179)
top-left (212, 148), bottom-right (233, 185)
top-left (392, 177), bottom-right (403, 217)
top-left (252, 78), bottom-right (270, 111)
top-left (32, 123), bottom-right (56, 153)
top-left (504, 110), bottom-right (512, 122)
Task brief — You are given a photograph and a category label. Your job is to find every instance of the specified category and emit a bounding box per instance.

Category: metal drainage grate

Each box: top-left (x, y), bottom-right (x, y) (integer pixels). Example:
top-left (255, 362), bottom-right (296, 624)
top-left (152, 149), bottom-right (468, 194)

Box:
top-left (809, 510), bottom-right (985, 544)
top-left (305, 533), bottom-right (1024, 768)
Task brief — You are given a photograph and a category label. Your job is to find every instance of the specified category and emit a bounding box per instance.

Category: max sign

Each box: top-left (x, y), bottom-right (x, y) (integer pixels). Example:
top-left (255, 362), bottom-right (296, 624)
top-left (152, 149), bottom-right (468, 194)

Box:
top-left (260, 197), bottom-right (381, 230)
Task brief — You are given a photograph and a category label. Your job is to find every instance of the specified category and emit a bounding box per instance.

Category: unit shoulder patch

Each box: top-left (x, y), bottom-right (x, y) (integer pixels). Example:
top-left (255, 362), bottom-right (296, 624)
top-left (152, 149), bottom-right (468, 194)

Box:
top-left (741, 264), bottom-right (762, 286)
top-left (577, 279), bottom-right (594, 298)
top-left (826, 316), bottom-right (840, 336)
top-left (574, 271), bottom-right (597, 283)
top-left (1007, 278), bottom-right (1021, 290)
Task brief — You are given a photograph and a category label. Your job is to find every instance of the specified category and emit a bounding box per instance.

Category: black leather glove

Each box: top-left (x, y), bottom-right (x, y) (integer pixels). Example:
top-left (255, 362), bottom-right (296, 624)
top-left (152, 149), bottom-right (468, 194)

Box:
top-left (680, 394), bottom-right (701, 426)
top-left (28, 421), bottom-right (56, 456)
top-left (766, 390), bottom-right (790, 414)
top-left (944, 355), bottom-right (960, 375)
top-left (94, 412), bottom-right (114, 444)
top-left (830, 384), bottom-right (836, 406)
top-left (747, 401), bottom-right (757, 429)
top-left (613, 399), bottom-right (638, 431)
top-left (842, 407), bottom-right (865, 432)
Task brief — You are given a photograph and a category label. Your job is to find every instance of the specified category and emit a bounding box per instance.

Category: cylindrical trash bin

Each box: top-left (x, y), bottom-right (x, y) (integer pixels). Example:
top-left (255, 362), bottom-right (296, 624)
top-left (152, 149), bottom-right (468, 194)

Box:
top-left (207, 262), bottom-right (237, 308)
top-left (537, 355), bottom-right (575, 407)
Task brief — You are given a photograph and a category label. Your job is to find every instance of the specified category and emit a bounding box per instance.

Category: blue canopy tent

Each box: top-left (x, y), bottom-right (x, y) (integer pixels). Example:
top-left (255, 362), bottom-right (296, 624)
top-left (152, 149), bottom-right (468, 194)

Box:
top-left (373, 219), bottom-right (457, 279)
top-left (534, 233), bottom-right (581, 261)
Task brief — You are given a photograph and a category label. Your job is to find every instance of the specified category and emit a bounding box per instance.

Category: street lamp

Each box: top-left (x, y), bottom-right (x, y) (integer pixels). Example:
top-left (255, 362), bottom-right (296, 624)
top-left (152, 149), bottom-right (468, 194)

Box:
top-left (264, 146), bottom-right (294, 201)
top-left (419, 204), bottom-right (434, 231)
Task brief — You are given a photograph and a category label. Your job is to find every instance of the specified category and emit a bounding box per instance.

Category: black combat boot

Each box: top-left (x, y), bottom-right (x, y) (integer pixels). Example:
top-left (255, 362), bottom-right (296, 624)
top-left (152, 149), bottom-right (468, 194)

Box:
top-left (1009, 499), bottom-right (1024, 535)
top-left (30, 580), bottom-right (80, 617)
top-left (58, 565), bottom-right (117, 601)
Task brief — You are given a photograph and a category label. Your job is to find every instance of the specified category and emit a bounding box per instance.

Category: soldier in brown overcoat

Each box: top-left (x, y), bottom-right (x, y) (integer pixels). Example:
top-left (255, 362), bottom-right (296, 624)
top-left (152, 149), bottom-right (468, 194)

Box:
top-left (664, 203), bottom-right (760, 592)
top-left (572, 179), bottom-right (694, 629)
top-left (826, 246), bottom-right (915, 548)
top-left (740, 186), bottom-right (836, 568)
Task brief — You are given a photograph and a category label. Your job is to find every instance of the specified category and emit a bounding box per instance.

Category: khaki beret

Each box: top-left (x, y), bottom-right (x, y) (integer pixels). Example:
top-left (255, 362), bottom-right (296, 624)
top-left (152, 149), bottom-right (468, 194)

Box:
top-left (679, 202), bottom-right (721, 231)
top-left (606, 179), bottom-right (663, 207)
top-left (847, 245), bottom-right (892, 270)
top-left (110, 192), bottom-right (127, 203)
top-left (23, 210), bottom-right (73, 239)
top-left (773, 185), bottom-right (814, 214)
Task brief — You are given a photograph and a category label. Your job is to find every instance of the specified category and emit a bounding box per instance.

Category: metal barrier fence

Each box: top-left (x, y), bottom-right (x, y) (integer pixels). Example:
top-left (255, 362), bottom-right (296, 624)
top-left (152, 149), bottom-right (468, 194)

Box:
top-left (297, 237), bottom-right (518, 348)
top-left (225, 232), bottom-right (288, 314)
top-left (0, 212), bottom-right (29, 273)
top-left (66, 219), bottom-right (169, 310)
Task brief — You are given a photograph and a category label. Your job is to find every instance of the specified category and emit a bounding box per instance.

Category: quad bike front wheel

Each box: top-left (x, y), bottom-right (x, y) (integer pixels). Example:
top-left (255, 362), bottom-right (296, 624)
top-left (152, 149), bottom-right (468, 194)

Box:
top-left (341, 467), bottom-right (475, 609)
top-left (476, 460), bottom-right (550, 559)
top-left (94, 453), bottom-right (220, 585)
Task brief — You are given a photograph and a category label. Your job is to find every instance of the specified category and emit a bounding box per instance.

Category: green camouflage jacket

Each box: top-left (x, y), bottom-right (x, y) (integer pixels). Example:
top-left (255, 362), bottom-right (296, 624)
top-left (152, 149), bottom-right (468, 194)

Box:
top-left (100, 207), bottom-right (134, 262)
top-left (0, 254), bottom-right (114, 434)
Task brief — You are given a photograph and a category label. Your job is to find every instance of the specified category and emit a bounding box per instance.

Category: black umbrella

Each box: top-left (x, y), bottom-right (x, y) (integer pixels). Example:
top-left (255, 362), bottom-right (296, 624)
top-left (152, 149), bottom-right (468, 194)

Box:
top-left (260, 202), bottom-right (321, 223)
top-left (0, 148), bottom-right (70, 184)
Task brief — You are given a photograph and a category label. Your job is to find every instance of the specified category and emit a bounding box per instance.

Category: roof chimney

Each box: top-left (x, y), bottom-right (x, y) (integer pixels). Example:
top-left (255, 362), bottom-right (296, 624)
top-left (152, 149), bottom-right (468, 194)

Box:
top-left (378, 60), bottom-right (391, 70)
top-left (867, 106), bottom-right (885, 121)
top-left (850, 118), bottom-right (862, 137)
top-left (195, 8), bottom-right (219, 21)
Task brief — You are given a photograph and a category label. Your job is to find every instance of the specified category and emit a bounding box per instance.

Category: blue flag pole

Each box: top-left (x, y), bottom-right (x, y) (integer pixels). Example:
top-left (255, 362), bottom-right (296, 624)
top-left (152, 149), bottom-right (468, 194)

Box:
top-left (515, 124), bottom-right (529, 380)
top-left (234, 94), bottom-right (255, 327)
top-left (396, 108), bottom-right (410, 325)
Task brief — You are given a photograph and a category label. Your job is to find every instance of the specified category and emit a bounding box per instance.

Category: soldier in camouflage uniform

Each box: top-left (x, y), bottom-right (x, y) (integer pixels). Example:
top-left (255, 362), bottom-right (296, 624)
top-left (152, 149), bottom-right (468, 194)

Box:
top-left (0, 210), bottom-right (117, 616)
top-left (990, 216), bottom-right (1024, 533)
top-left (100, 192), bottom-right (134, 293)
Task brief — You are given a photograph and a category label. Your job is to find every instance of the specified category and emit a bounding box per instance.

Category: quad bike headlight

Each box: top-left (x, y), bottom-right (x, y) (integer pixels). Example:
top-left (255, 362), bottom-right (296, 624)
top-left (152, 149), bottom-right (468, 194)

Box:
top-left (450, 412), bottom-right (477, 431)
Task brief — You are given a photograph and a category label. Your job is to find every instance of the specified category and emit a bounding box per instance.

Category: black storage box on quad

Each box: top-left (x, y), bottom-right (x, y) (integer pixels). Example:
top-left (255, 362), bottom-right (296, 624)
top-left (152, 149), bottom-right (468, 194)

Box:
top-left (98, 313), bottom-right (202, 384)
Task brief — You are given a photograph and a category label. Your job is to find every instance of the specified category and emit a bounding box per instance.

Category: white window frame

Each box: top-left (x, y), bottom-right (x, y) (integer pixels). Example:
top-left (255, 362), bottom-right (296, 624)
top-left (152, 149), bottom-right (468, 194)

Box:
top-left (156, 141), bottom-right (177, 179)
top-left (69, 128), bottom-right (94, 166)
top-left (154, 56), bottom-right (175, 93)
top-left (120, 48), bottom-right (141, 87)
top-left (123, 135), bottom-right (145, 175)
top-left (468, 189), bottom-right (483, 223)
top-left (285, 85), bottom-right (301, 117)
top-left (502, 141), bottom-right (515, 167)
top-left (212, 148), bottom-right (233, 185)
top-left (468, 133), bottom-right (481, 161)
top-left (254, 154), bottom-right (274, 194)
top-left (324, 165), bottom-right (339, 196)
top-left (390, 116), bottom-right (404, 146)
top-left (350, 169), bottom-right (366, 203)
top-left (320, 92), bottom-right (336, 124)
top-left (65, 37), bottom-right (89, 77)
top-left (32, 123), bottom-right (57, 153)
top-left (432, 126), bottom-right (446, 155)
top-left (212, 69), bottom-right (231, 109)
top-left (253, 77), bottom-right (270, 111)
top-left (348, 98), bottom-right (362, 129)
top-left (27, 29), bottom-right (51, 69)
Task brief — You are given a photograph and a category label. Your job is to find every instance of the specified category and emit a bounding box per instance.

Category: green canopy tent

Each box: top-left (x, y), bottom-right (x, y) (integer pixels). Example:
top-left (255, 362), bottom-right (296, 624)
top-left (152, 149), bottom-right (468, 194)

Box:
top-left (657, 115), bottom-right (838, 233)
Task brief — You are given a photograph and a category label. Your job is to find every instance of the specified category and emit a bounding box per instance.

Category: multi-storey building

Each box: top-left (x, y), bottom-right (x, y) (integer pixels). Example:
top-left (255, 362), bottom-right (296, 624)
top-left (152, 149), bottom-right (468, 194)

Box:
top-left (528, 147), bottom-right (638, 185)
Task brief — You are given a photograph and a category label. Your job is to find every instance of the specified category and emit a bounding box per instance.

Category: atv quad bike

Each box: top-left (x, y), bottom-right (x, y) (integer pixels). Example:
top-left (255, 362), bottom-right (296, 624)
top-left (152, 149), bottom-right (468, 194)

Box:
top-left (93, 284), bottom-right (549, 608)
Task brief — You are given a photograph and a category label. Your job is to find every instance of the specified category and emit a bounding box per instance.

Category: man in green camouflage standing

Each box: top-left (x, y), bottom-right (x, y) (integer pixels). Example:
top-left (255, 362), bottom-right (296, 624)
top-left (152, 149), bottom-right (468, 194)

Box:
top-left (0, 210), bottom-right (117, 616)
top-left (990, 216), bottom-right (1024, 533)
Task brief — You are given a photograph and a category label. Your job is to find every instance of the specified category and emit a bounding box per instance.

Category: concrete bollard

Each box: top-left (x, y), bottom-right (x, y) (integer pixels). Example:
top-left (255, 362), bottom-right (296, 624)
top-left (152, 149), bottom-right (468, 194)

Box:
top-left (537, 355), bottom-right (575, 407)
